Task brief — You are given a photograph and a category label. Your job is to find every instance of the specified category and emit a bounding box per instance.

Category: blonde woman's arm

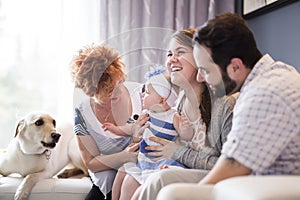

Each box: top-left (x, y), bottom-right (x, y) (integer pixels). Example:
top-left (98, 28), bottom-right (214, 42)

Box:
top-left (77, 135), bottom-right (139, 173)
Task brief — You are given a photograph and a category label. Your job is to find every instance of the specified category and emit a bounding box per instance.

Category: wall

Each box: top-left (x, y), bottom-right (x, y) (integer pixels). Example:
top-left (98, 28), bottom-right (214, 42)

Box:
top-left (236, 1), bottom-right (300, 71)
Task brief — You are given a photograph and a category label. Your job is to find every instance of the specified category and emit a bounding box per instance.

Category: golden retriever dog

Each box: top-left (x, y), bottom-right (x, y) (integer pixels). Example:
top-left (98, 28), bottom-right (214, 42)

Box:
top-left (0, 112), bottom-right (88, 200)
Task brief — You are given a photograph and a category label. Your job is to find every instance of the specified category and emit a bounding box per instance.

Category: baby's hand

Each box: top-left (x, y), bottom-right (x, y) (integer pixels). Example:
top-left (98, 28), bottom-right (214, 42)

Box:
top-left (159, 165), bottom-right (183, 170)
top-left (178, 115), bottom-right (192, 132)
top-left (159, 164), bottom-right (169, 169)
top-left (178, 115), bottom-right (194, 141)
top-left (102, 122), bottom-right (115, 131)
top-left (102, 123), bottom-right (126, 136)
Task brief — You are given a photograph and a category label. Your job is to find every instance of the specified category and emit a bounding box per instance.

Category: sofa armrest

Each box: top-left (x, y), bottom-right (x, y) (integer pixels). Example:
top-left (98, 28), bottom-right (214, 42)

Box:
top-left (0, 176), bottom-right (92, 200)
top-left (213, 176), bottom-right (300, 200)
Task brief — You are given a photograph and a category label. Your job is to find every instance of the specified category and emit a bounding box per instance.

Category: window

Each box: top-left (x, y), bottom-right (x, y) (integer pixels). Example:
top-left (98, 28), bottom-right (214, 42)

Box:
top-left (0, 0), bottom-right (100, 148)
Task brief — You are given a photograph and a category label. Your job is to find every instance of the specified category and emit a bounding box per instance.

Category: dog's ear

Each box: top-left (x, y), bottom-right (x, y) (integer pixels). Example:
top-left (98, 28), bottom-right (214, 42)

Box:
top-left (15, 119), bottom-right (25, 137)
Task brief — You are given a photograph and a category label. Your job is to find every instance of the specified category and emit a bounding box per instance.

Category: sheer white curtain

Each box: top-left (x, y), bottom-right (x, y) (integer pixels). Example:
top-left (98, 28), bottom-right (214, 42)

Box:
top-left (98, 0), bottom-right (235, 82)
top-left (0, 0), bottom-right (100, 148)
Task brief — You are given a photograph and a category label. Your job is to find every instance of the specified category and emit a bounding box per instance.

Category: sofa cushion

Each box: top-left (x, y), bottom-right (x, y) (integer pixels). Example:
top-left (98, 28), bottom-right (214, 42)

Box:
top-left (213, 176), bottom-right (300, 200)
top-left (0, 176), bottom-right (92, 200)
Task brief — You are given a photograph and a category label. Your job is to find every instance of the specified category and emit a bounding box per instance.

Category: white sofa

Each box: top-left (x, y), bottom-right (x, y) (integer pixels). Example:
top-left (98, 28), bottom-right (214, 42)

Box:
top-left (157, 176), bottom-right (300, 200)
top-left (0, 175), bottom-right (92, 200)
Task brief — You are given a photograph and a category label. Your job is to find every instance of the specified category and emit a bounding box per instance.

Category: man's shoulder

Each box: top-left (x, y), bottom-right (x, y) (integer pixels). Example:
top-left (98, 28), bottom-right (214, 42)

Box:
top-left (214, 94), bottom-right (237, 109)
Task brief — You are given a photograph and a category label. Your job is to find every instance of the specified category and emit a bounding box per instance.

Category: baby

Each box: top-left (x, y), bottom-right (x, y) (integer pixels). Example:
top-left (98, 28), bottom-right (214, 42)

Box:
top-left (103, 68), bottom-right (194, 170)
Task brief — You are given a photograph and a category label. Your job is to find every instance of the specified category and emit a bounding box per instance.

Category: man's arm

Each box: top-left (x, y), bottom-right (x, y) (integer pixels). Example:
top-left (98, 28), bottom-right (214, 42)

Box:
top-left (199, 154), bottom-right (252, 184)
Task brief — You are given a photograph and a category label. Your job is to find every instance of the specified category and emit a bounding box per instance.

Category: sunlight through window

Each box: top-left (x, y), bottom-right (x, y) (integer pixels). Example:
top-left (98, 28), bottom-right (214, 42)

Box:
top-left (0, 0), bottom-right (101, 148)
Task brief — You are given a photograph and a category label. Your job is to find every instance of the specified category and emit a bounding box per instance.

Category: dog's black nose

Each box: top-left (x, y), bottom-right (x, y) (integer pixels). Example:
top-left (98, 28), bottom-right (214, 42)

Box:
top-left (51, 133), bottom-right (61, 143)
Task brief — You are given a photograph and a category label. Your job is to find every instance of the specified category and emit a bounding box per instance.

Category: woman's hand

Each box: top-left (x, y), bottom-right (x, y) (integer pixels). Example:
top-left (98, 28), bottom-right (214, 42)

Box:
top-left (145, 137), bottom-right (182, 162)
top-left (122, 142), bottom-right (140, 163)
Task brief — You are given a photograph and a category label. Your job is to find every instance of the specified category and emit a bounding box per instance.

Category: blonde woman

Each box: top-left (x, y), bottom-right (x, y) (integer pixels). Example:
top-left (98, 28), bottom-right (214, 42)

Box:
top-left (134, 29), bottom-right (236, 200)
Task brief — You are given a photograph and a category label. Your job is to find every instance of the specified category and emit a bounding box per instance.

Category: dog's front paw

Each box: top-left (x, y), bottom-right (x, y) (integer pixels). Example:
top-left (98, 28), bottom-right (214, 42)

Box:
top-left (14, 189), bottom-right (30, 200)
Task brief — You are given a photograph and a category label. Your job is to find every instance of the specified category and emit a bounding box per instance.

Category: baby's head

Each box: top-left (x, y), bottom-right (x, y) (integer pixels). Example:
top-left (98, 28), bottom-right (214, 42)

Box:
top-left (144, 71), bottom-right (178, 110)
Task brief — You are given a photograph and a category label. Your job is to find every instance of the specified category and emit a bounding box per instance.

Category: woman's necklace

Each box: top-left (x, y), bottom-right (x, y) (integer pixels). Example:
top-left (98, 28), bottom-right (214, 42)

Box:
top-left (91, 99), bottom-right (112, 122)
top-left (103, 111), bottom-right (111, 122)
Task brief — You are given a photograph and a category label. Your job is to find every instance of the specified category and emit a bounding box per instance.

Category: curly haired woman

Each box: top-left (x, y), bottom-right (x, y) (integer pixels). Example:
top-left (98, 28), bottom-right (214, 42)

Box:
top-left (70, 44), bottom-right (140, 200)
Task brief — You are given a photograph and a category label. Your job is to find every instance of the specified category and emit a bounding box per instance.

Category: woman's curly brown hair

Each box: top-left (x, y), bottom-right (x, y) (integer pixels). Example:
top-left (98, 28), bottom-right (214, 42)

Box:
top-left (70, 44), bottom-right (126, 100)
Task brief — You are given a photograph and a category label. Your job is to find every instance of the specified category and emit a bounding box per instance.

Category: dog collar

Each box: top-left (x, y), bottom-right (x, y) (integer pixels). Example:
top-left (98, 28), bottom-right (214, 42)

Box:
top-left (44, 149), bottom-right (51, 160)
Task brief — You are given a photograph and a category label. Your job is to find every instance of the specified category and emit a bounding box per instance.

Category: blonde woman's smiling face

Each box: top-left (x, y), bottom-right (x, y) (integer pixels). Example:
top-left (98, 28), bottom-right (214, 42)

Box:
top-left (166, 38), bottom-right (197, 87)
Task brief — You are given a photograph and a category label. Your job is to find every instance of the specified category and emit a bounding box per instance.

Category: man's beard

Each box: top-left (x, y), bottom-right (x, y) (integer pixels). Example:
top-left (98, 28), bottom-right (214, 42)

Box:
top-left (213, 71), bottom-right (241, 97)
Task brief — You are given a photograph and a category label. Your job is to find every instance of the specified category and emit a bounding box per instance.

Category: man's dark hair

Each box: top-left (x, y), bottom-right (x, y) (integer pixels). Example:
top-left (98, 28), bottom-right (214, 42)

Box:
top-left (194, 12), bottom-right (262, 71)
